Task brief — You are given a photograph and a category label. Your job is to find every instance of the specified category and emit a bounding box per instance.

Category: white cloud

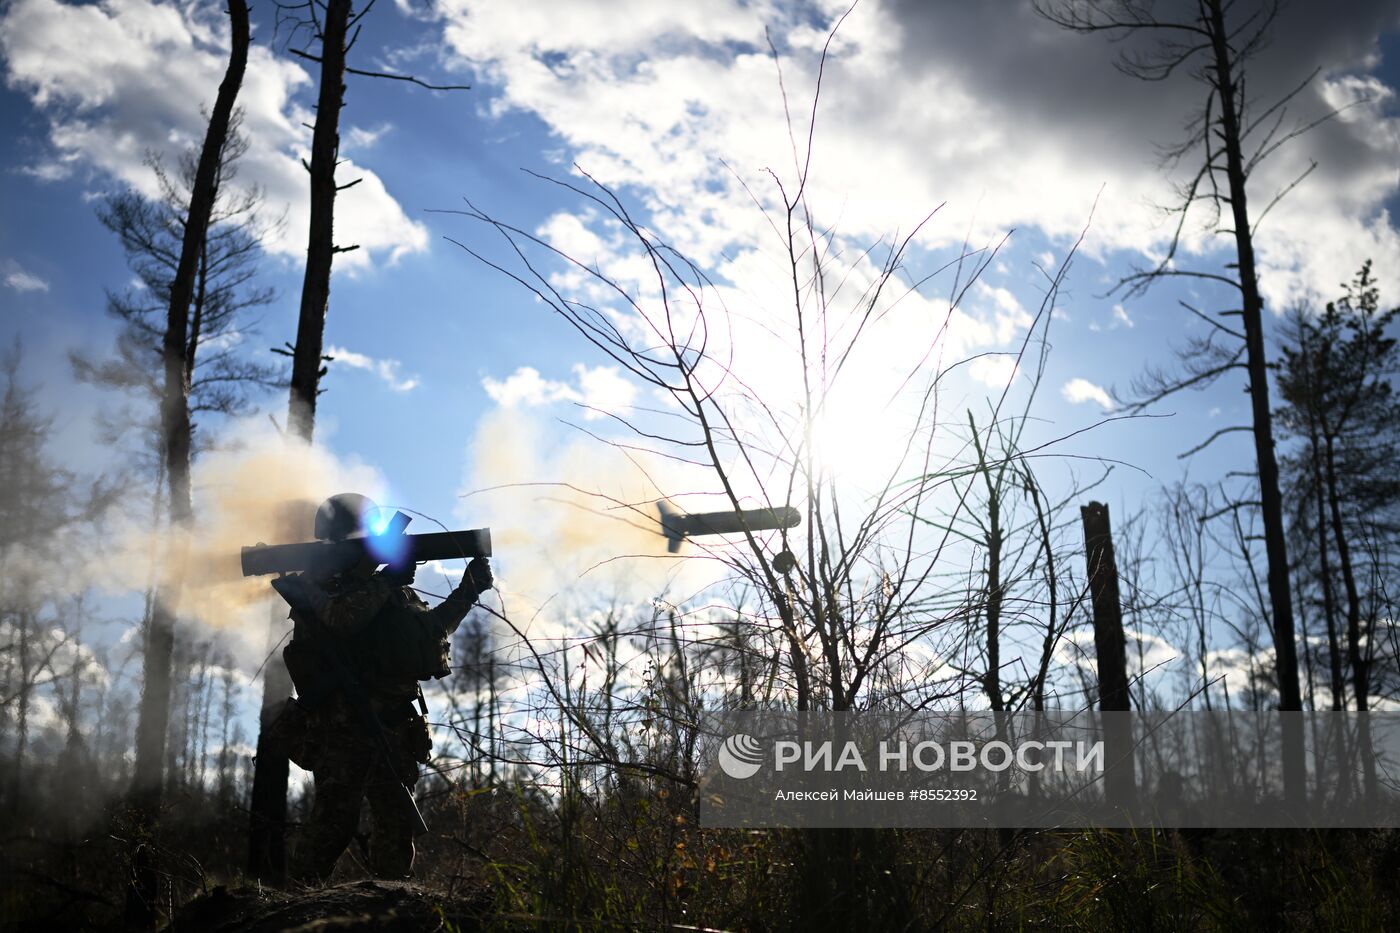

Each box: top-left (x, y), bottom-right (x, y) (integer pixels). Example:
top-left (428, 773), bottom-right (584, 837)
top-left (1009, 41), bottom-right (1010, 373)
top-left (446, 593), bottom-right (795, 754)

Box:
top-left (571, 364), bottom-right (637, 418)
top-left (344, 122), bottom-right (392, 151)
top-left (0, 0), bottom-right (428, 270)
top-left (393, 0), bottom-right (1400, 537)
top-left (1055, 628), bottom-right (1180, 678)
top-left (483, 366), bottom-right (580, 408)
top-left (482, 364), bottom-right (637, 421)
top-left (968, 354), bottom-right (1018, 388)
top-left (422, 0), bottom-right (1400, 313)
top-left (325, 344), bottom-right (420, 392)
top-left (417, 1), bottom-right (1125, 489)
top-left (1061, 377), bottom-right (1112, 410)
top-left (1111, 303), bottom-right (1134, 329)
top-left (18, 157), bottom-right (74, 181)
top-left (199, 329), bottom-right (244, 352)
top-left (537, 212), bottom-right (607, 265)
top-left (432, 0), bottom-right (1135, 263)
top-left (971, 282), bottom-right (1035, 344)
top-left (4, 267), bottom-right (49, 292)
top-left (1204, 646), bottom-right (1276, 702)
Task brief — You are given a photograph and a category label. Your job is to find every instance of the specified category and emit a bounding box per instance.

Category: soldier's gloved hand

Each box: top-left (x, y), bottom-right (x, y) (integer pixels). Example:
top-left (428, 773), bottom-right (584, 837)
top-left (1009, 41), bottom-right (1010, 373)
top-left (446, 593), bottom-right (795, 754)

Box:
top-left (380, 562), bottom-right (417, 588)
top-left (464, 557), bottom-right (494, 595)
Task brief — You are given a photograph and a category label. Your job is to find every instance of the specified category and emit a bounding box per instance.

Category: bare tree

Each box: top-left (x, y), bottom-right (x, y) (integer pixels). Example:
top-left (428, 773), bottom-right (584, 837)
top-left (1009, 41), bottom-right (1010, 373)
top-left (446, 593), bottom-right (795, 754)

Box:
top-left (123, 0), bottom-right (251, 922)
top-left (81, 131), bottom-right (279, 860)
top-left (79, 117), bottom-right (282, 455)
top-left (448, 153), bottom-right (1109, 920)
top-left (1159, 482), bottom-right (1228, 709)
top-left (437, 19), bottom-right (1119, 871)
top-left (0, 345), bottom-right (118, 816)
top-left (1037, 0), bottom-right (1330, 803)
top-left (280, 0), bottom-right (352, 442)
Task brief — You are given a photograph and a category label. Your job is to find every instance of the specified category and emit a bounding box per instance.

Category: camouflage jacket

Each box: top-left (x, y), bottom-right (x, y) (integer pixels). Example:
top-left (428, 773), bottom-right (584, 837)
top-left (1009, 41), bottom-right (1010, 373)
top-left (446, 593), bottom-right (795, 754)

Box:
top-left (285, 569), bottom-right (481, 737)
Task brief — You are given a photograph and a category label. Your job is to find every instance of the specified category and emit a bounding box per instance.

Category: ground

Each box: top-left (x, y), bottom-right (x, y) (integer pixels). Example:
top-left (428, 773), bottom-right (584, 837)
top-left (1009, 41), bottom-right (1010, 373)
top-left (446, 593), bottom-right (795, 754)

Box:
top-left (166, 879), bottom-right (492, 932)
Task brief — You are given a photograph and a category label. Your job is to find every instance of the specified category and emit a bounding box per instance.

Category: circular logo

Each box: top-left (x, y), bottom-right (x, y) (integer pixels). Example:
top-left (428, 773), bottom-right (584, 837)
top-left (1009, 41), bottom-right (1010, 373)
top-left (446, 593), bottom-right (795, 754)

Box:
top-left (717, 733), bottom-right (764, 780)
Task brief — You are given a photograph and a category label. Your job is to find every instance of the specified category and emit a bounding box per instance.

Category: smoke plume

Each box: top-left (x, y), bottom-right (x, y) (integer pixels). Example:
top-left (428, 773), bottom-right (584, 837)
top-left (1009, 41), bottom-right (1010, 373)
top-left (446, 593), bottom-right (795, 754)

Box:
top-left (88, 420), bottom-right (386, 659)
top-left (459, 407), bottom-right (714, 633)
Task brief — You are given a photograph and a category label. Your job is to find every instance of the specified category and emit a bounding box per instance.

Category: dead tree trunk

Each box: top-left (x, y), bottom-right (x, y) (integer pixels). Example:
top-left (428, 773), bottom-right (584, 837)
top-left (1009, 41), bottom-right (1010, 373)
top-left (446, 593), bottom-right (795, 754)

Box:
top-left (247, 0), bottom-right (351, 885)
top-left (286, 0), bottom-right (350, 443)
top-left (1080, 501), bottom-right (1135, 811)
top-left (1204, 0), bottom-right (1306, 805)
top-left (126, 0), bottom-right (250, 924)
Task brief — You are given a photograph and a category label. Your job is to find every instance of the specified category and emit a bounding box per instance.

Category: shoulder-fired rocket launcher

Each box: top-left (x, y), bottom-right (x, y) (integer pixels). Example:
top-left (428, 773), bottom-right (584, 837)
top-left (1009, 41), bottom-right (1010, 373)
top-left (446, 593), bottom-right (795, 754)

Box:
top-left (240, 500), bottom-right (801, 577)
top-left (241, 511), bottom-right (491, 577)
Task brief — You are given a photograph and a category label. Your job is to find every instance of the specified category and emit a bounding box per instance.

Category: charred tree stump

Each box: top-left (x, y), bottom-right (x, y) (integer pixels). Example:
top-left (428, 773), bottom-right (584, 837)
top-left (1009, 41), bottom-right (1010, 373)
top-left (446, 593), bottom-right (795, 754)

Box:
top-left (1080, 501), bottom-right (1136, 813)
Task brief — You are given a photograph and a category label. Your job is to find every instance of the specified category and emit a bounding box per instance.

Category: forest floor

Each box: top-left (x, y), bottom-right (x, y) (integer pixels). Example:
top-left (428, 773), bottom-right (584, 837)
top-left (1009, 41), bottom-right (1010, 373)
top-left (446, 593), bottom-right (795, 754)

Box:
top-left (165, 879), bottom-right (494, 932)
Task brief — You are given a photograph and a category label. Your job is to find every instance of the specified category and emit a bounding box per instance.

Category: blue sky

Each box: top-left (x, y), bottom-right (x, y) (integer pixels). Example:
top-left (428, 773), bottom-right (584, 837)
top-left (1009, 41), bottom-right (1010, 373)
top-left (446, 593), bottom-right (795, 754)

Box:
top-left (3, 0), bottom-right (1400, 685)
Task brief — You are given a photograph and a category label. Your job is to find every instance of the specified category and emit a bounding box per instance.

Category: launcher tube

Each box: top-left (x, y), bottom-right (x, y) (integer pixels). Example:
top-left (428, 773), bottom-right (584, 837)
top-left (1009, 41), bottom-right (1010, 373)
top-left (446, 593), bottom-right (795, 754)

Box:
top-left (241, 527), bottom-right (492, 577)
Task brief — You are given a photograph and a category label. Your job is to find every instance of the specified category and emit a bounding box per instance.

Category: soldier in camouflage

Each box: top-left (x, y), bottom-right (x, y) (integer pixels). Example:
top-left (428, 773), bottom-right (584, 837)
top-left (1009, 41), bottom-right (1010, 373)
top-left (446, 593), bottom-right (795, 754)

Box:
top-left (279, 494), bottom-right (493, 883)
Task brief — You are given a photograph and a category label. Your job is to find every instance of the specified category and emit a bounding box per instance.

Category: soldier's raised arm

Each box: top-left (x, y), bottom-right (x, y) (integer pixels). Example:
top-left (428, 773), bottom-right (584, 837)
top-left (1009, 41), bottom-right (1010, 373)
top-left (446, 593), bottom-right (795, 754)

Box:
top-left (420, 558), bottom-right (494, 635)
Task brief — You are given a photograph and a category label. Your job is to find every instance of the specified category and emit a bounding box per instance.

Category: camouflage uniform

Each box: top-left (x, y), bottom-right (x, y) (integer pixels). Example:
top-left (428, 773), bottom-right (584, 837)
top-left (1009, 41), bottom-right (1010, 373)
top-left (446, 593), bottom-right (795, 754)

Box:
top-left (288, 570), bottom-right (482, 882)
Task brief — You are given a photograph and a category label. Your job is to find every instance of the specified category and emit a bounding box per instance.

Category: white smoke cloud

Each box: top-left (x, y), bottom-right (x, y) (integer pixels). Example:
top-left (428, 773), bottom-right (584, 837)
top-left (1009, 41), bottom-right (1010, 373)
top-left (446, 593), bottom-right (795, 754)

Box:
top-left (76, 418), bottom-right (390, 666)
top-left (456, 402), bottom-right (742, 652)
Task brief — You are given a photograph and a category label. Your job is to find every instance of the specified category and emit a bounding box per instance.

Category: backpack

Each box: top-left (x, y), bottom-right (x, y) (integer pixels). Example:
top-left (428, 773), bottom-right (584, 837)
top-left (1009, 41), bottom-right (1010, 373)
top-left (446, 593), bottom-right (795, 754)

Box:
top-left (354, 588), bottom-right (453, 684)
top-left (281, 574), bottom-right (451, 709)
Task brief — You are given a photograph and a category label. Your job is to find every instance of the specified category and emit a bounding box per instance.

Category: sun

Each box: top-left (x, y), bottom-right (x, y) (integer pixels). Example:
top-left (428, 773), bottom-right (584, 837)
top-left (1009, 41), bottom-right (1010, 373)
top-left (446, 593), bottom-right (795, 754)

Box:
top-left (807, 391), bottom-right (925, 494)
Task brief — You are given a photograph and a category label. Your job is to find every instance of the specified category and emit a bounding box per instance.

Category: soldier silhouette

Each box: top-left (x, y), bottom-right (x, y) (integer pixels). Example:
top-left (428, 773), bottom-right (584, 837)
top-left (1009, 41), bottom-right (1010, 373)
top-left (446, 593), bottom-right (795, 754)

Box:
top-left (269, 493), bottom-right (493, 882)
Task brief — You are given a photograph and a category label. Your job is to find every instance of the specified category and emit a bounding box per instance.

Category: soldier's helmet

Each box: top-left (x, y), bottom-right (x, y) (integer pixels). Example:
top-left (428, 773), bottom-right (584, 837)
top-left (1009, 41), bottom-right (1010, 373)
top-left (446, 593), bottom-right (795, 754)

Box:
top-left (313, 493), bottom-right (378, 541)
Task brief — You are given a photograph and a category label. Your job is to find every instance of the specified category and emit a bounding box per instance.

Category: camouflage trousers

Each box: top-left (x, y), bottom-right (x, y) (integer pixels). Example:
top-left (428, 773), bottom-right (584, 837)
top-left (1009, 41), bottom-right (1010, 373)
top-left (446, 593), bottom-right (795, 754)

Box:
top-left (290, 729), bottom-right (421, 883)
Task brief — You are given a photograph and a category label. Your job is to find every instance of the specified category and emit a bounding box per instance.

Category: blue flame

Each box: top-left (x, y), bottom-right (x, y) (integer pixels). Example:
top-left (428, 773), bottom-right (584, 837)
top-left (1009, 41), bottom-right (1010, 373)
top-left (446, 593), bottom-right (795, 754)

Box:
top-left (363, 506), bottom-right (412, 568)
top-left (366, 508), bottom-right (393, 536)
